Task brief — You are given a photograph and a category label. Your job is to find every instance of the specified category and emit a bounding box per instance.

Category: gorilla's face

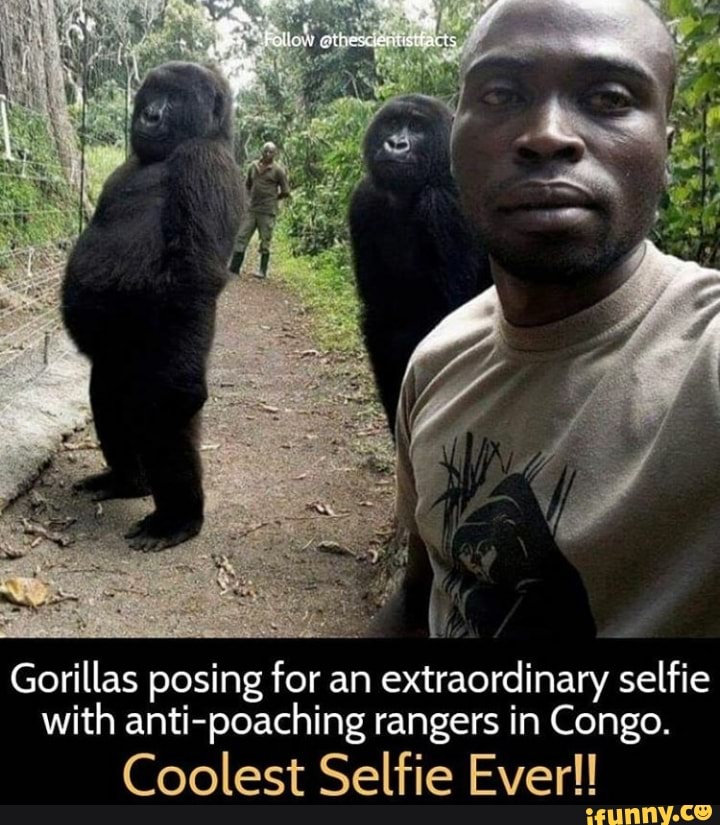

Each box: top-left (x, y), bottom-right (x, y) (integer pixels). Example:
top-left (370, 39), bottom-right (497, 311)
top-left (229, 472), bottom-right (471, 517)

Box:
top-left (131, 62), bottom-right (231, 163)
top-left (364, 95), bottom-right (453, 193)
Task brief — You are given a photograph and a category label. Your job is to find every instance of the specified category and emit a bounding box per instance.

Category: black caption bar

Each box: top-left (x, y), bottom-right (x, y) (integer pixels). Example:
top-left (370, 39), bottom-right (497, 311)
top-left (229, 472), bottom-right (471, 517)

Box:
top-left (0, 638), bottom-right (717, 804)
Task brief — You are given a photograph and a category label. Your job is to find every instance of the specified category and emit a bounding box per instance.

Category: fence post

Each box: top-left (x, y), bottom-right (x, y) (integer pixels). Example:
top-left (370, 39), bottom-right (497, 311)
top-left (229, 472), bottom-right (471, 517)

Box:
top-left (0, 94), bottom-right (12, 161)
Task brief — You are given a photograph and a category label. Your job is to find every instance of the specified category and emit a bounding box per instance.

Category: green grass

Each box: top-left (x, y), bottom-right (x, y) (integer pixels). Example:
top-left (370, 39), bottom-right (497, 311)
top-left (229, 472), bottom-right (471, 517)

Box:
top-left (273, 227), bottom-right (395, 474)
top-left (274, 230), bottom-right (362, 353)
top-left (0, 139), bottom-right (124, 262)
top-left (84, 145), bottom-right (125, 203)
top-left (0, 106), bottom-right (77, 254)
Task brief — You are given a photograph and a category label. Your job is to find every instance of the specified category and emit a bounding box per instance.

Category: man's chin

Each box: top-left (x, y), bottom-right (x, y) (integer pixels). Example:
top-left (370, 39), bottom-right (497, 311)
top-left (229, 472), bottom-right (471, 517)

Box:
top-left (486, 236), bottom-right (621, 286)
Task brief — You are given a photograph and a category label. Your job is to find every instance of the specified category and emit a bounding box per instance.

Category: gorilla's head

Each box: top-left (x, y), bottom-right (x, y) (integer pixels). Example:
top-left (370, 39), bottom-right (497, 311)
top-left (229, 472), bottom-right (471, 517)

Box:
top-left (363, 94), bottom-right (454, 194)
top-left (131, 61), bottom-right (234, 163)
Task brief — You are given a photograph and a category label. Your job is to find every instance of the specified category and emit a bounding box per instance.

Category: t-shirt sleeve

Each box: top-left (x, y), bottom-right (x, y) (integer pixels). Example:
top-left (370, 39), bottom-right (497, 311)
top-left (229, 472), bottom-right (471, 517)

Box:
top-left (395, 364), bottom-right (419, 534)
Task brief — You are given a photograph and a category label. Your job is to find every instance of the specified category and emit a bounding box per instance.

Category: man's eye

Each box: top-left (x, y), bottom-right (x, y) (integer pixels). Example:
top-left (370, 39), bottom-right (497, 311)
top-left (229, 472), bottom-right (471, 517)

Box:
top-left (585, 89), bottom-right (633, 112)
top-left (480, 88), bottom-right (522, 106)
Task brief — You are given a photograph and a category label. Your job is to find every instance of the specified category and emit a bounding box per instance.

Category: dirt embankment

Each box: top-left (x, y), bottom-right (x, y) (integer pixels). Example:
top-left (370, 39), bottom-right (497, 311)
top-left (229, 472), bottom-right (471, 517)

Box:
top-left (0, 273), bottom-right (398, 637)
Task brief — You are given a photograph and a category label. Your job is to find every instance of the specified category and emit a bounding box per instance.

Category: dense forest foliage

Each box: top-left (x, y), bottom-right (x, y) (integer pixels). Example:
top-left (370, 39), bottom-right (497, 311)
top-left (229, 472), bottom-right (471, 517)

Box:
top-left (3, 0), bottom-right (719, 295)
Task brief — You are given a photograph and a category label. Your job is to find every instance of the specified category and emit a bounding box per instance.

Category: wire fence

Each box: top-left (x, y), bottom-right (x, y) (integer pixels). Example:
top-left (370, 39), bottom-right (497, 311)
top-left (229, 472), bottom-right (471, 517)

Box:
top-left (0, 56), bottom-right (132, 410)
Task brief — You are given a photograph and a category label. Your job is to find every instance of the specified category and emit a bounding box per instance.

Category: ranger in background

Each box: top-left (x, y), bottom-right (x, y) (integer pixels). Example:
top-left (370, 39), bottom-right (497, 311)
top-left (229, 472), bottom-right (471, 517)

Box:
top-left (230, 141), bottom-right (291, 279)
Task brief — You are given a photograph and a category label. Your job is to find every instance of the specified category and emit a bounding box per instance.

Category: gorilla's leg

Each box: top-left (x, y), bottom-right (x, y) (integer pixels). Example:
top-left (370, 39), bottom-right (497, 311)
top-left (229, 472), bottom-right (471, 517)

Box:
top-left (74, 362), bottom-right (149, 500)
top-left (126, 412), bottom-right (204, 551)
top-left (362, 320), bottom-right (410, 438)
top-left (373, 357), bottom-right (406, 437)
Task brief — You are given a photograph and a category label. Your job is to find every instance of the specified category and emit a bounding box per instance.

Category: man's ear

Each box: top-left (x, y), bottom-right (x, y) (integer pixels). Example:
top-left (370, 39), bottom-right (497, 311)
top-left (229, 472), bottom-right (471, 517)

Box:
top-left (665, 126), bottom-right (675, 187)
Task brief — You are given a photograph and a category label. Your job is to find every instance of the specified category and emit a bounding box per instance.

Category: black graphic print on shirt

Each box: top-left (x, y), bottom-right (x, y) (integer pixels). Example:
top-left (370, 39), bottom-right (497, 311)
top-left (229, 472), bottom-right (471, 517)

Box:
top-left (432, 433), bottom-right (596, 638)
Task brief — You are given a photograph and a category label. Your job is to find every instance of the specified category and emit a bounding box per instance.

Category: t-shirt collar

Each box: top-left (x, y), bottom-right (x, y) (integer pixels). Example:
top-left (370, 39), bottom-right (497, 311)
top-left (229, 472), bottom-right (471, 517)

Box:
top-left (497, 241), bottom-right (672, 353)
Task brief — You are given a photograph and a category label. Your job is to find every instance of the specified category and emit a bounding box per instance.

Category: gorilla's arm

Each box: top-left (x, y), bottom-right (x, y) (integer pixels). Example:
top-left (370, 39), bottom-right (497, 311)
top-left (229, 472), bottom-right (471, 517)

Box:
top-left (368, 531), bottom-right (432, 637)
top-left (165, 138), bottom-right (244, 275)
top-left (415, 184), bottom-right (491, 305)
top-left (348, 180), bottom-right (394, 308)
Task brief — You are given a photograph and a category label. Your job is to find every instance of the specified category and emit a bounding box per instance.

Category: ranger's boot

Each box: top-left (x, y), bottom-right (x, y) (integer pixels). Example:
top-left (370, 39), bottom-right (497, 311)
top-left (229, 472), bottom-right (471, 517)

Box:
top-left (229, 249), bottom-right (245, 275)
top-left (254, 252), bottom-right (270, 279)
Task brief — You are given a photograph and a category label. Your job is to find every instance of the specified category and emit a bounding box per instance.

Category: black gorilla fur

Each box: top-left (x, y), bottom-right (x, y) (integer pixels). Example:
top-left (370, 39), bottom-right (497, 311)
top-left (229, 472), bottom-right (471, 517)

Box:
top-left (348, 94), bottom-right (492, 437)
top-left (62, 61), bottom-right (244, 551)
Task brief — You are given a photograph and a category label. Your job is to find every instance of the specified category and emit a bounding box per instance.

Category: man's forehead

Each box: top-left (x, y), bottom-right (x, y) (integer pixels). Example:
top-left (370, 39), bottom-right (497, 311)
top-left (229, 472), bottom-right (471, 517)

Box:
top-left (462, 0), bottom-right (674, 86)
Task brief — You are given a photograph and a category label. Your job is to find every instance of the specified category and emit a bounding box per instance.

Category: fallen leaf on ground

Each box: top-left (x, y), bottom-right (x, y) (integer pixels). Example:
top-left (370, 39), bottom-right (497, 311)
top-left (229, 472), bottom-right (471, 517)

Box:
top-left (316, 541), bottom-right (355, 558)
top-left (212, 554), bottom-right (257, 599)
top-left (21, 518), bottom-right (73, 548)
top-left (51, 589), bottom-right (80, 604)
top-left (307, 501), bottom-right (337, 516)
top-left (0, 577), bottom-right (51, 607)
top-left (62, 440), bottom-right (100, 451)
top-left (0, 541), bottom-right (26, 559)
top-left (200, 443), bottom-right (221, 451)
top-left (48, 517), bottom-right (76, 529)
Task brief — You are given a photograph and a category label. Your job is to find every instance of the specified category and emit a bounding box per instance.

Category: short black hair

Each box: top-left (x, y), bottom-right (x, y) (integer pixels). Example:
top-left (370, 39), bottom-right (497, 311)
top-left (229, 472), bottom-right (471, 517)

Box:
top-left (460, 0), bottom-right (677, 112)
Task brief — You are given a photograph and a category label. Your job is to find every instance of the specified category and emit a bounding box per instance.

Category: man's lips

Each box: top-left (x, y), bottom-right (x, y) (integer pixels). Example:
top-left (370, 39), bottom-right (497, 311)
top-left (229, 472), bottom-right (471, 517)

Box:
top-left (497, 182), bottom-right (596, 212)
top-left (493, 182), bottom-right (598, 234)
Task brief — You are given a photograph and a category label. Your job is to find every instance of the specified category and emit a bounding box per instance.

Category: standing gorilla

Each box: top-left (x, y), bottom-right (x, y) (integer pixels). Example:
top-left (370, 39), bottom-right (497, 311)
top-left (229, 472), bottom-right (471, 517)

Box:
top-left (349, 94), bottom-right (492, 436)
top-left (62, 61), bottom-right (244, 551)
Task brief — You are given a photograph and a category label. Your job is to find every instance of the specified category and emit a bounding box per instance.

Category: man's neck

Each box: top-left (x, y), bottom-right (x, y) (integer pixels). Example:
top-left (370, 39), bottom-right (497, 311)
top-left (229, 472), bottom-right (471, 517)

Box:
top-left (493, 242), bottom-right (647, 327)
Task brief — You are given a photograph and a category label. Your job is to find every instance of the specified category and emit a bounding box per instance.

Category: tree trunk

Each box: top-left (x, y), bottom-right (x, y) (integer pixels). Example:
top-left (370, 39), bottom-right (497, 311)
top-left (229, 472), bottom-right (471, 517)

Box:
top-left (0, 0), bottom-right (84, 190)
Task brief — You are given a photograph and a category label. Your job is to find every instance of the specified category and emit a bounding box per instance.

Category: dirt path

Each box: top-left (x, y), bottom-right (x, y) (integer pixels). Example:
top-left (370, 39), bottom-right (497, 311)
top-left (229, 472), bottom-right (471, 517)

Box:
top-left (0, 270), bottom-right (396, 637)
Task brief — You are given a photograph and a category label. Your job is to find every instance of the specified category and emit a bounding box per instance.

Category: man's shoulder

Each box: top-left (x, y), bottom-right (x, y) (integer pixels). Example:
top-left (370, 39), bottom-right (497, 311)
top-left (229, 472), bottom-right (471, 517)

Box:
top-left (650, 239), bottom-right (717, 276)
top-left (651, 243), bottom-right (720, 309)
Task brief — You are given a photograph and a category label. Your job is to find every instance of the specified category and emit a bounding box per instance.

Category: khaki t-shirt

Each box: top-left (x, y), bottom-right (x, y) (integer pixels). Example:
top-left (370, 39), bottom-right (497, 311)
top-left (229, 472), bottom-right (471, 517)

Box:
top-left (396, 241), bottom-right (720, 638)
top-left (246, 160), bottom-right (290, 215)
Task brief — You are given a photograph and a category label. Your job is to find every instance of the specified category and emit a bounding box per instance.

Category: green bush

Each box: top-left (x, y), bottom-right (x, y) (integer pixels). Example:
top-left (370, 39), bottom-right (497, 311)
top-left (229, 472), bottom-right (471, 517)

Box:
top-left (656, 0), bottom-right (720, 266)
top-left (283, 97), bottom-right (376, 257)
top-left (84, 144), bottom-right (126, 203)
top-left (70, 81), bottom-right (129, 148)
top-left (0, 105), bottom-right (77, 256)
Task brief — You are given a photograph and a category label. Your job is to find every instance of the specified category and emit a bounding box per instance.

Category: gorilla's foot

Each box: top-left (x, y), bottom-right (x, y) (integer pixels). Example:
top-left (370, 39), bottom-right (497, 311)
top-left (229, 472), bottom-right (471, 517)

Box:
top-left (73, 470), bottom-right (150, 501)
top-left (125, 512), bottom-right (203, 552)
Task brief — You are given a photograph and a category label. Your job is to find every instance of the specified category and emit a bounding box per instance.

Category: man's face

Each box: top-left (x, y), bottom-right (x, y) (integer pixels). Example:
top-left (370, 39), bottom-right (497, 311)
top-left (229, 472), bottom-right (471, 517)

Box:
top-left (451, 0), bottom-right (674, 283)
top-left (262, 146), bottom-right (276, 162)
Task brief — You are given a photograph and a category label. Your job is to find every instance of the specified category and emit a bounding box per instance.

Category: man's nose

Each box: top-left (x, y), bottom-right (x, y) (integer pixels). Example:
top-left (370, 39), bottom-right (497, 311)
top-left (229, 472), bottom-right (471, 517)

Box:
top-left (513, 98), bottom-right (585, 163)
